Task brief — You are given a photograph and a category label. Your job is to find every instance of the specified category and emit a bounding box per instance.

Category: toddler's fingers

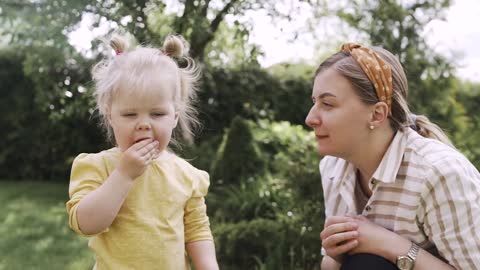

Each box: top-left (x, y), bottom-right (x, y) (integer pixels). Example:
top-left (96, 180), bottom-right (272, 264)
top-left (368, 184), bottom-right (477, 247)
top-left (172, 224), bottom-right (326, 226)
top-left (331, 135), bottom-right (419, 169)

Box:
top-left (151, 149), bottom-right (161, 160)
top-left (146, 149), bottom-right (161, 163)
top-left (130, 139), bottom-right (153, 151)
top-left (138, 141), bottom-right (159, 156)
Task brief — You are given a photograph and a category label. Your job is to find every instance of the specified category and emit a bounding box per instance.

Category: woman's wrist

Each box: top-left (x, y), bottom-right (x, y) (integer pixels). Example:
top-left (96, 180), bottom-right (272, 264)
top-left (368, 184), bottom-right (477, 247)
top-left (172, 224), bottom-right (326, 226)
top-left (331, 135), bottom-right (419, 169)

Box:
top-left (377, 232), bottom-right (412, 264)
top-left (332, 254), bottom-right (346, 264)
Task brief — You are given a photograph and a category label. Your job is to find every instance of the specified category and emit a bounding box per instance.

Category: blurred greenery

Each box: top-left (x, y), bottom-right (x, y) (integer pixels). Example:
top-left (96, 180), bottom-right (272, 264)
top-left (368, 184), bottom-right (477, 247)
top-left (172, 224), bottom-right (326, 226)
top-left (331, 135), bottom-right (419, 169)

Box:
top-left (1, 0), bottom-right (480, 269)
top-left (205, 119), bottom-right (323, 269)
top-left (0, 181), bottom-right (93, 270)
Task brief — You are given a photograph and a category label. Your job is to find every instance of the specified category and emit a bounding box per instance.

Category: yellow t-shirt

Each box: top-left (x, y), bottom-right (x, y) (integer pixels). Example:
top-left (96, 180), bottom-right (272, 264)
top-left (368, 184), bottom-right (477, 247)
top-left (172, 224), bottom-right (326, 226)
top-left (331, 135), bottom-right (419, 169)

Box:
top-left (66, 148), bottom-right (213, 270)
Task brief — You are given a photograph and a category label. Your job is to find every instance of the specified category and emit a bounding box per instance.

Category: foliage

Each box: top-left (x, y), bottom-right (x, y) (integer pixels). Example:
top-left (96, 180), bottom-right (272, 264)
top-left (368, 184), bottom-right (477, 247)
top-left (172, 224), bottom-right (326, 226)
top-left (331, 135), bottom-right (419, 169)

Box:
top-left (254, 120), bottom-right (320, 201)
top-left (2, 0), bottom-right (324, 61)
top-left (3, 1), bottom-right (480, 270)
top-left (267, 61), bottom-right (317, 81)
top-left (211, 117), bottom-right (266, 187)
top-left (0, 50), bottom-right (314, 180)
top-left (203, 20), bottom-right (262, 68)
top-left (1, 0), bottom-right (94, 118)
top-left (0, 49), bottom-right (108, 180)
top-left (455, 80), bottom-right (480, 167)
top-left (213, 218), bottom-right (290, 269)
top-left (198, 65), bottom-right (313, 141)
top-left (205, 118), bottom-right (323, 269)
top-left (0, 181), bottom-right (93, 269)
top-left (336, 0), bottom-right (469, 139)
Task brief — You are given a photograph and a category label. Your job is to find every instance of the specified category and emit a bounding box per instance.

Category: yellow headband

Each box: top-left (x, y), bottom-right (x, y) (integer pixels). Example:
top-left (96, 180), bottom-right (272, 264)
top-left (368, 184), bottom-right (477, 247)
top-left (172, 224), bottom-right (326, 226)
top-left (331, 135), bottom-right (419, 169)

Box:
top-left (341, 43), bottom-right (393, 115)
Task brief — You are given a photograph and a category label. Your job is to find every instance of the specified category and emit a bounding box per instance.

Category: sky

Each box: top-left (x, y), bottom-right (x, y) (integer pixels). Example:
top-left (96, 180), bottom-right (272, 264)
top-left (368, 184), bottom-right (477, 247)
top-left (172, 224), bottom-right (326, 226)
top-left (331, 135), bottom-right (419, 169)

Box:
top-left (247, 0), bottom-right (480, 82)
top-left (69, 0), bottom-right (480, 82)
top-left (423, 0), bottom-right (480, 82)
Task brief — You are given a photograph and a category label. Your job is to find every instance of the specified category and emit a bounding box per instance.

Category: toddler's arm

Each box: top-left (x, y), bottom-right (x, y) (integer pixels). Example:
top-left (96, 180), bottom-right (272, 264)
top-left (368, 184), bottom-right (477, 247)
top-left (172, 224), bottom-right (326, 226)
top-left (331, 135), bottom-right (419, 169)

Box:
top-left (73, 139), bottom-right (160, 235)
top-left (75, 169), bottom-right (134, 235)
top-left (186, 240), bottom-right (219, 270)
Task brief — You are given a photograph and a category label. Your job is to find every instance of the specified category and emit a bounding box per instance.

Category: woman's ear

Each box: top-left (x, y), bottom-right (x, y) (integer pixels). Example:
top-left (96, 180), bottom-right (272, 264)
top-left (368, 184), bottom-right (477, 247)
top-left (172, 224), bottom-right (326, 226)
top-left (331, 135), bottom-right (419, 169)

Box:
top-left (368, 102), bottom-right (389, 128)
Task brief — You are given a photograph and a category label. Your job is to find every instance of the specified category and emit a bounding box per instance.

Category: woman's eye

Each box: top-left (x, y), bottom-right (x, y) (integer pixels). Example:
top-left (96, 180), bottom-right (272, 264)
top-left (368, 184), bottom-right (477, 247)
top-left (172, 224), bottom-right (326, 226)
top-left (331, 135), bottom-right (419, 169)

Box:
top-left (322, 102), bottom-right (332, 107)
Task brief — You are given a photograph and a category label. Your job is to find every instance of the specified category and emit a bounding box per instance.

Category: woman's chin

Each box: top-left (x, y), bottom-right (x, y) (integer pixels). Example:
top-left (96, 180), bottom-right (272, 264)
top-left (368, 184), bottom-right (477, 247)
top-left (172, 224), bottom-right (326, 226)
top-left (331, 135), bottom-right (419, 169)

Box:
top-left (317, 145), bottom-right (338, 157)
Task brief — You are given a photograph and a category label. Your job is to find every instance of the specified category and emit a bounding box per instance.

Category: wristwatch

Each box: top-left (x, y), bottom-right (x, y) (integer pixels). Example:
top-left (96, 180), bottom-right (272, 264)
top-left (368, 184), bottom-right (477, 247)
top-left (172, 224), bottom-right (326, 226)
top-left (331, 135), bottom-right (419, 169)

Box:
top-left (396, 242), bottom-right (420, 270)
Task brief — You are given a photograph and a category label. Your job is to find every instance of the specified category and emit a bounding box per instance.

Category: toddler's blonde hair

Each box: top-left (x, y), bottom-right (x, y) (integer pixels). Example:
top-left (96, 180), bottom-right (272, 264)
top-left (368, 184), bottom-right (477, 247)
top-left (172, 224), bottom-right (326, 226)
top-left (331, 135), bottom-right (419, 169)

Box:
top-left (92, 33), bottom-right (201, 143)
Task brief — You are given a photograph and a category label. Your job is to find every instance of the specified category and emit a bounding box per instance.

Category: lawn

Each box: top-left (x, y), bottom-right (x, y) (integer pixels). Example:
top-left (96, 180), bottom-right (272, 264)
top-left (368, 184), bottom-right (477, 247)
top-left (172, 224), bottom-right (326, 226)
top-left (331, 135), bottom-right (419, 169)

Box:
top-left (0, 181), bottom-right (94, 270)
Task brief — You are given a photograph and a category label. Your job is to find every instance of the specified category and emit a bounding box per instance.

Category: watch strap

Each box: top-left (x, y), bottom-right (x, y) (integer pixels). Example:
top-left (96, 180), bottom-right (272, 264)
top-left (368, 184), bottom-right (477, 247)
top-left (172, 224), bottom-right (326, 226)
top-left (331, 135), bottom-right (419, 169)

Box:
top-left (406, 242), bottom-right (420, 261)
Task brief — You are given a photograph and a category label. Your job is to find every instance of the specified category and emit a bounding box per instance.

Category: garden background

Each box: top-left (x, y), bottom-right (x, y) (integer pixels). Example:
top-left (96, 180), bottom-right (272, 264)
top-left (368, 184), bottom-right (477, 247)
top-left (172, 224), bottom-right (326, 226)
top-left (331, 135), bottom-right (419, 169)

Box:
top-left (2, 0), bottom-right (480, 269)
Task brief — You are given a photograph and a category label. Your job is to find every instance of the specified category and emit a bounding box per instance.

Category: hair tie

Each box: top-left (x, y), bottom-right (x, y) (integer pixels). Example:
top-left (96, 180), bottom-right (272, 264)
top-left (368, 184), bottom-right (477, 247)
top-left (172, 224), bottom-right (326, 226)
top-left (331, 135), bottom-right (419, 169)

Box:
top-left (341, 43), bottom-right (393, 115)
top-left (410, 114), bottom-right (418, 131)
top-left (115, 50), bottom-right (123, 55)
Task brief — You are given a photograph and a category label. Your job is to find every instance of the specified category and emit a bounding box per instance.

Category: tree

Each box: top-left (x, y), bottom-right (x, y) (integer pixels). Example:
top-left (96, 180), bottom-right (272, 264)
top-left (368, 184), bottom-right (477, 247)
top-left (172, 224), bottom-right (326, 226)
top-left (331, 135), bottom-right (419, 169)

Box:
top-left (335, 0), bottom-right (469, 139)
top-left (456, 80), bottom-right (480, 167)
top-left (1, 0), bottom-right (327, 127)
top-left (2, 0), bottom-right (325, 61)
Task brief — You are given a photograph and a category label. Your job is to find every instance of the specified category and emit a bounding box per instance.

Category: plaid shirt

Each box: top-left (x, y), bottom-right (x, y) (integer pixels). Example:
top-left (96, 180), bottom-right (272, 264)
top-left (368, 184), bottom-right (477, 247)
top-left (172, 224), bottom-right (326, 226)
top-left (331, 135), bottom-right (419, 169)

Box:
top-left (320, 128), bottom-right (480, 269)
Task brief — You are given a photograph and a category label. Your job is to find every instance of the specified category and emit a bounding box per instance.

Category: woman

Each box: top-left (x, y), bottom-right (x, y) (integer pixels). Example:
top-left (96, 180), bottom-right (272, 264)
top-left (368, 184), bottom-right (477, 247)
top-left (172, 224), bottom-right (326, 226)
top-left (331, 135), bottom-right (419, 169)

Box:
top-left (305, 43), bottom-right (480, 270)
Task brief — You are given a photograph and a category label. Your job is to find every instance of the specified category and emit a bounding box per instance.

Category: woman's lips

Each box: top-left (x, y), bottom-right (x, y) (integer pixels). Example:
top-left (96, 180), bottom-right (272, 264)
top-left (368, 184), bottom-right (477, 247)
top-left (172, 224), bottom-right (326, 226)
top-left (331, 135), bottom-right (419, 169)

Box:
top-left (316, 134), bottom-right (329, 139)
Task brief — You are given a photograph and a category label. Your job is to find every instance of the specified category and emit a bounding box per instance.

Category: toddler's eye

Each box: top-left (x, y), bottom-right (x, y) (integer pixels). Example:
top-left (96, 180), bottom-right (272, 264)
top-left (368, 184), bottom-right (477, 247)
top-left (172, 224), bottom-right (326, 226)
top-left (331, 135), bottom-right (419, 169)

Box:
top-left (151, 112), bottom-right (166, 117)
top-left (122, 113), bottom-right (136, 117)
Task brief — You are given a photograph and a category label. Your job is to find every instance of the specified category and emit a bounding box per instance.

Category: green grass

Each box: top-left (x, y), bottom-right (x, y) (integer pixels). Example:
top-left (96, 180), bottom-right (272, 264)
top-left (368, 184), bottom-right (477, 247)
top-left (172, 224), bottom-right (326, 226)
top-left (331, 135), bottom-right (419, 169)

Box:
top-left (0, 181), bottom-right (94, 270)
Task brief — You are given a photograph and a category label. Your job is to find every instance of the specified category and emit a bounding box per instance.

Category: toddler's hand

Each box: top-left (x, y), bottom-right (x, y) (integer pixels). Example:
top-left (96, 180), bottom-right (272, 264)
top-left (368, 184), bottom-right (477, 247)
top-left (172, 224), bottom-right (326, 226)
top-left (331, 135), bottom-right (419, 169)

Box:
top-left (117, 139), bottom-right (160, 180)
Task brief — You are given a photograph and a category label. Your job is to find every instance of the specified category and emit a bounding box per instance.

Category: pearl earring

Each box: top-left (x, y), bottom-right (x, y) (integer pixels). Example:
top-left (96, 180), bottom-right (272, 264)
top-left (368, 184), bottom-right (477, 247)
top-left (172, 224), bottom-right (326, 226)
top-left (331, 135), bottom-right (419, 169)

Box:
top-left (369, 125), bottom-right (374, 130)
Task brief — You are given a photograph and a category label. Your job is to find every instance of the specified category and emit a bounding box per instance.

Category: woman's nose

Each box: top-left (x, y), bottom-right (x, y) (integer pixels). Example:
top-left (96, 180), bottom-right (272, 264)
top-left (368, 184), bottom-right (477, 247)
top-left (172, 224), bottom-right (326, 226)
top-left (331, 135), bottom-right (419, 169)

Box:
top-left (305, 107), bottom-right (320, 128)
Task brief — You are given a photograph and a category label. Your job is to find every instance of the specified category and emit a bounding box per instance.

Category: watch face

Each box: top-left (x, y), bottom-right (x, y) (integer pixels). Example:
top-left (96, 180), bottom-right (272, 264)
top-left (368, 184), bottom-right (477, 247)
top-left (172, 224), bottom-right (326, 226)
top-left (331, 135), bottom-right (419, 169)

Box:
top-left (397, 256), bottom-right (414, 270)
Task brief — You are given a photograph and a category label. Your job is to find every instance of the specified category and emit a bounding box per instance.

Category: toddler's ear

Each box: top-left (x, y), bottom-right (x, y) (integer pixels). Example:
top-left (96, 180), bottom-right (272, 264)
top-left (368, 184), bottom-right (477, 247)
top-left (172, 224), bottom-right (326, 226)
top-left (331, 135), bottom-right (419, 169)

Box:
top-left (105, 108), bottom-right (112, 125)
top-left (173, 112), bottom-right (179, 128)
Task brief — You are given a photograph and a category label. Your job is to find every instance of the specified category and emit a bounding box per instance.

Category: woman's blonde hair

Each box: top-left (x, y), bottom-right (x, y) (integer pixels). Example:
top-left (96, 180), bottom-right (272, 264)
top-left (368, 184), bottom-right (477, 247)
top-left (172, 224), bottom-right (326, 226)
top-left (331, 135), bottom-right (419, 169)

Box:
top-left (92, 33), bottom-right (201, 143)
top-left (315, 46), bottom-right (453, 147)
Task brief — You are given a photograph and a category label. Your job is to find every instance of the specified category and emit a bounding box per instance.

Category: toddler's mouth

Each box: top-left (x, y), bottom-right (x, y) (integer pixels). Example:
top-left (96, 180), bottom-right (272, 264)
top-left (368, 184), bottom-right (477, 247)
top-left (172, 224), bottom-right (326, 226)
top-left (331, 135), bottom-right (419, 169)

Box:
top-left (135, 137), bottom-right (151, 143)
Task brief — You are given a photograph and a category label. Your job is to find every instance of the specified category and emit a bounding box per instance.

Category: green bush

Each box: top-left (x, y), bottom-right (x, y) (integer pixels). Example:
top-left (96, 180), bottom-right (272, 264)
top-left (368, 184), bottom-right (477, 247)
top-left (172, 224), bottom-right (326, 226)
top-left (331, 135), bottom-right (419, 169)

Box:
top-left (213, 218), bottom-right (289, 269)
top-left (211, 117), bottom-right (266, 187)
top-left (0, 49), bottom-right (106, 181)
top-left (197, 66), bottom-right (313, 141)
top-left (203, 117), bottom-right (323, 269)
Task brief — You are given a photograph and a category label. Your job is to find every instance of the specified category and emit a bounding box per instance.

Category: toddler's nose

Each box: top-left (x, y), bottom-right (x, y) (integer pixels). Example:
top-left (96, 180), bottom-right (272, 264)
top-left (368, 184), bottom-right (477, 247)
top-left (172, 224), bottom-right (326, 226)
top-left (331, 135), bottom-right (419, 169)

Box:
top-left (137, 120), bottom-right (151, 130)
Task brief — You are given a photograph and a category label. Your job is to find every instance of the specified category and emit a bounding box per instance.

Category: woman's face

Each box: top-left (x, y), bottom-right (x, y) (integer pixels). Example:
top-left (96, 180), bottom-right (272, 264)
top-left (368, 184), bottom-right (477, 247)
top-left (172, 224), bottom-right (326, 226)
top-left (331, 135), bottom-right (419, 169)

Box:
top-left (305, 68), bottom-right (373, 158)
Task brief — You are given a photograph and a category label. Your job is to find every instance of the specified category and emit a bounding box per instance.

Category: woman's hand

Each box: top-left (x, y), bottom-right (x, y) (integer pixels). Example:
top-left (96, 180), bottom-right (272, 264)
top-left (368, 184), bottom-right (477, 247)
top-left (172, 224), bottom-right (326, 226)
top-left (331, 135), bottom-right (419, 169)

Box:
top-left (320, 216), bottom-right (360, 263)
top-left (117, 139), bottom-right (160, 180)
top-left (347, 215), bottom-right (395, 256)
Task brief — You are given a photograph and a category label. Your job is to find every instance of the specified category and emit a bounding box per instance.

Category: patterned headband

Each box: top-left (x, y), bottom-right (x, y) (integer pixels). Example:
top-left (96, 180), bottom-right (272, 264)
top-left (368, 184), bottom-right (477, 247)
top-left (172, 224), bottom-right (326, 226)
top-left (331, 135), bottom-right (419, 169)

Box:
top-left (341, 43), bottom-right (393, 115)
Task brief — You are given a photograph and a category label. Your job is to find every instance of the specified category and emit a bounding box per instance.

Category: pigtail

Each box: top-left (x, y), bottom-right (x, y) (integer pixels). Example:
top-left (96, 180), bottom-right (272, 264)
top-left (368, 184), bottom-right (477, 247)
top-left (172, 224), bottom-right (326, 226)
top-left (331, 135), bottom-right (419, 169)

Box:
top-left (91, 33), bottom-right (132, 143)
top-left (162, 34), bottom-right (202, 143)
top-left (163, 35), bottom-right (187, 58)
top-left (177, 58), bottom-right (201, 143)
top-left (110, 34), bottom-right (129, 55)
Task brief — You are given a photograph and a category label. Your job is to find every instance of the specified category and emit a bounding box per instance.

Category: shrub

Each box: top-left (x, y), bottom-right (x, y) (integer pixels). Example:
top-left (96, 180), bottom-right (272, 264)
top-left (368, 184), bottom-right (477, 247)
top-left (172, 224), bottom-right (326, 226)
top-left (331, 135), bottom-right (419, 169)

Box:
top-left (204, 117), bottom-right (324, 269)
